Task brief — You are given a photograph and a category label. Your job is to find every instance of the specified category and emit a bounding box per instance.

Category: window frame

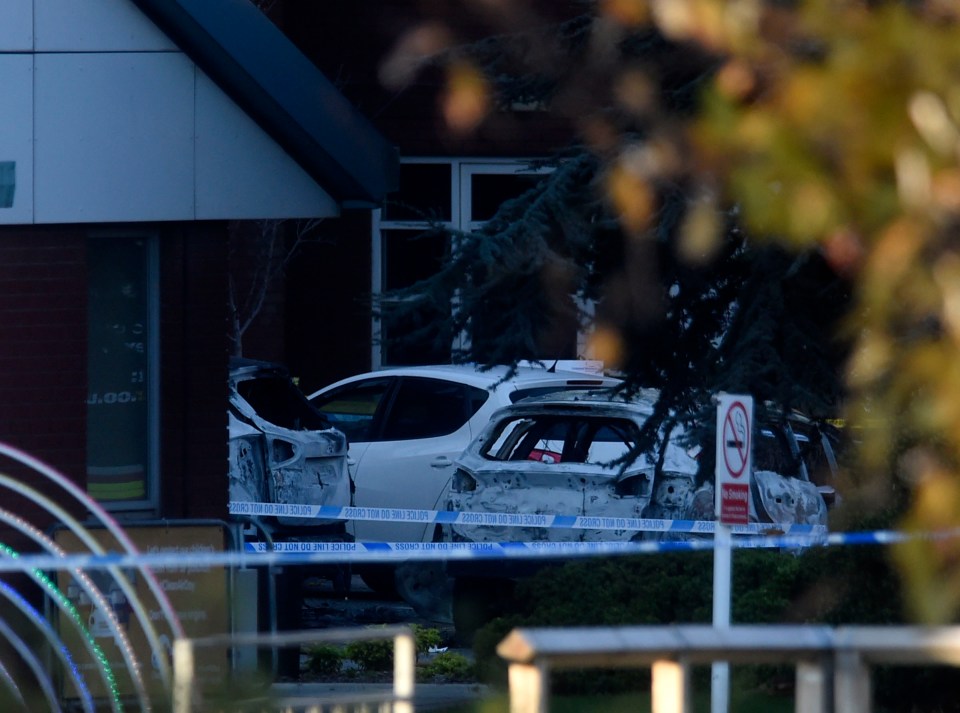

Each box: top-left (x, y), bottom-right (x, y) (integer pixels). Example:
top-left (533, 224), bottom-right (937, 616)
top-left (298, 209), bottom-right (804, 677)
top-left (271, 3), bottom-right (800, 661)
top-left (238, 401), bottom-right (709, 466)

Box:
top-left (371, 158), bottom-right (560, 369)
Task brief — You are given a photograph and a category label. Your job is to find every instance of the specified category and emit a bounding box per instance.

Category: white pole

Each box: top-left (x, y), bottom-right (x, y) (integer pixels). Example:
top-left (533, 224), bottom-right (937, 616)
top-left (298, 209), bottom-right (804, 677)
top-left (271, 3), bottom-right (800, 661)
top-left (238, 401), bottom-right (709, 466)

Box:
top-left (711, 522), bottom-right (731, 713)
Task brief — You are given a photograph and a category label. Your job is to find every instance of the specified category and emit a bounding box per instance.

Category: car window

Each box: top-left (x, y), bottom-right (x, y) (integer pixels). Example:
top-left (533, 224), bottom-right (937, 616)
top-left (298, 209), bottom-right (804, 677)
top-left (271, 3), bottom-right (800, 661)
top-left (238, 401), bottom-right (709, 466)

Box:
top-left (235, 376), bottom-right (331, 432)
top-left (754, 426), bottom-right (801, 478)
top-left (311, 377), bottom-right (393, 442)
top-left (483, 415), bottom-right (640, 466)
top-left (380, 377), bottom-right (472, 440)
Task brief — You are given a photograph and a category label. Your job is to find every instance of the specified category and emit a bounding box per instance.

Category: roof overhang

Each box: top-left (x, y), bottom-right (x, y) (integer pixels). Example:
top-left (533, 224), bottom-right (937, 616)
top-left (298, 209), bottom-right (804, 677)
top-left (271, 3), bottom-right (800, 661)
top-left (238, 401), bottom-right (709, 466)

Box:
top-left (130, 0), bottom-right (398, 208)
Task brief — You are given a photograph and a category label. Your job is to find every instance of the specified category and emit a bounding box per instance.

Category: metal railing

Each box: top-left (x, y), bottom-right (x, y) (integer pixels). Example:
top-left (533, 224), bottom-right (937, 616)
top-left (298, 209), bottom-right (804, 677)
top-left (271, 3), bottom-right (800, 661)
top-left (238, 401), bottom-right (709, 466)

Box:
top-left (173, 625), bottom-right (416, 713)
top-left (496, 624), bottom-right (960, 713)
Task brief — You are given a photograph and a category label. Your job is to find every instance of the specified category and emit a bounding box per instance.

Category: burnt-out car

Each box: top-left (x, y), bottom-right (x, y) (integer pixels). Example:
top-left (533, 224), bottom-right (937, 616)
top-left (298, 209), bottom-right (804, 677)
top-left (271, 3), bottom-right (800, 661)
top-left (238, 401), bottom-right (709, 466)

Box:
top-left (228, 358), bottom-right (351, 537)
top-left (445, 388), bottom-right (699, 545)
top-left (445, 390), bottom-right (836, 545)
top-left (441, 389), bottom-right (837, 634)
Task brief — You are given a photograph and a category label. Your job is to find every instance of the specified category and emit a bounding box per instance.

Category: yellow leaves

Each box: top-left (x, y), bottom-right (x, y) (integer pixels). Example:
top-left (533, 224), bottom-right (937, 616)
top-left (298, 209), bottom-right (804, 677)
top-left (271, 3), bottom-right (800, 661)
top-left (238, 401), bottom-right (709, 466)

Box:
top-left (932, 168), bottom-right (960, 213)
top-left (864, 218), bottom-right (924, 290)
top-left (651, 0), bottom-right (760, 53)
top-left (586, 325), bottom-right (627, 371)
top-left (909, 91), bottom-right (960, 158)
top-left (714, 58), bottom-right (756, 103)
top-left (788, 180), bottom-right (838, 244)
top-left (846, 330), bottom-right (892, 390)
top-left (605, 148), bottom-right (656, 234)
top-left (599, 0), bottom-right (649, 27)
top-left (934, 254), bottom-right (960, 346)
top-left (379, 23), bottom-right (453, 90)
top-left (441, 61), bottom-right (491, 135)
top-left (678, 189), bottom-right (723, 265)
top-left (894, 451), bottom-right (960, 623)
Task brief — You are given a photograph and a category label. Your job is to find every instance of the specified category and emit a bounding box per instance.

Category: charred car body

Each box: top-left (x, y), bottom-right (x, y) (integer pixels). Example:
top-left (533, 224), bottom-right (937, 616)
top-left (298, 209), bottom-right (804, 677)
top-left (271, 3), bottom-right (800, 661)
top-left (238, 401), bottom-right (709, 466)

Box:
top-left (228, 358), bottom-right (352, 540)
top-left (442, 389), bottom-right (839, 633)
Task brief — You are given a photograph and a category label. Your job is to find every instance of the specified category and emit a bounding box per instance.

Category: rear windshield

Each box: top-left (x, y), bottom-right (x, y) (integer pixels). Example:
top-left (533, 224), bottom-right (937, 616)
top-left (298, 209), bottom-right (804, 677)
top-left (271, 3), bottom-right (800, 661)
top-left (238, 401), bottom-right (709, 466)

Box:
top-left (483, 415), bottom-right (642, 466)
top-left (237, 377), bottom-right (331, 432)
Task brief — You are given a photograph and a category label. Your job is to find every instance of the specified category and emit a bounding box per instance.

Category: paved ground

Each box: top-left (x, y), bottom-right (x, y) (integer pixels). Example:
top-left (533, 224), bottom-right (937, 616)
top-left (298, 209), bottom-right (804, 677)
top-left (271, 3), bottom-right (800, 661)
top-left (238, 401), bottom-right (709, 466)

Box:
top-left (272, 681), bottom-right (492, 711)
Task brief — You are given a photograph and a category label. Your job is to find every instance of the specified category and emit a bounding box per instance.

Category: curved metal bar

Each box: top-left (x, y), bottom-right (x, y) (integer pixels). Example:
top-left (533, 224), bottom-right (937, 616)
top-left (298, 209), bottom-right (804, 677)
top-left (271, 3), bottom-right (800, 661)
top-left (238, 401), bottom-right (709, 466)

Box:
top-left (0, 612), bottom-right (63, 712)
top-left (0, 579), bottom-right (95, 713)
top-left (0, 506), bottom-right (150, 711)
top-left (0, 651), bottom-right (29, 712)
top-left (0, 443), bottom-right (183, 638)
top-left (0, 472), bottom-right (173, 697)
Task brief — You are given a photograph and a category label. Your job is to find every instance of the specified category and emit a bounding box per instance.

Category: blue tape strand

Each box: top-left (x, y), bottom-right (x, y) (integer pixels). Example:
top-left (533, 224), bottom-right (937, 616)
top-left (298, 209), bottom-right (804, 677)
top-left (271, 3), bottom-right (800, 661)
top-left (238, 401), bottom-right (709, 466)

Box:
top-left (0, 527), bottom-right (957, 571)
top-left (227, 500), bottom-right (827, 536)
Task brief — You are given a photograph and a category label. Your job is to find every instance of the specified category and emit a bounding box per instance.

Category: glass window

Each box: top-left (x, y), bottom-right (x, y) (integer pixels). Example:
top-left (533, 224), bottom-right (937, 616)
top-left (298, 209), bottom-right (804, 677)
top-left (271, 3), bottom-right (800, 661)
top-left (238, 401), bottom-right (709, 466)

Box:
top-left (383, 228), bottom-right (449, 291)
top-left (484, 415), bottom-right (642, 466)
top-left (381, 377), bottom-right (469, 440)
top-left (382, 163), bottom-right (452, 221)
top-left (470, 172), bottom-right (545, 222)
top-left (86, 237), bottom-right (156, 506)
top-left (311, 378), bottom-right (393, 443)
top-left (236, 375), bottom-right (330, 432)
top-left (380, 228), bottom-right (453, 365)
top-left (754, 427), bottom-right (800, 478)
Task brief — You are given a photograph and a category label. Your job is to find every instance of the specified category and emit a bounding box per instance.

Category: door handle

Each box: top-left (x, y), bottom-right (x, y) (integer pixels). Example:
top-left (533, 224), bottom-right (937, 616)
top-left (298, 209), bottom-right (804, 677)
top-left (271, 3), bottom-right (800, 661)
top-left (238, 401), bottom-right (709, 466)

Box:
top-left (430, 456), bottom-right (453, 469)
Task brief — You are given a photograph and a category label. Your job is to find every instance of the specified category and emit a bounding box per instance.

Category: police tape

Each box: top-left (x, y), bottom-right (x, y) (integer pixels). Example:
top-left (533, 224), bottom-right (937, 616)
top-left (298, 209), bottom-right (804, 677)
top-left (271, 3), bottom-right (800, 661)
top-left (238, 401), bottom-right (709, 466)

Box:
top-left (3, 527), bottom-right (958, 573)
top-left (228, 500), bottom-right (827, 536)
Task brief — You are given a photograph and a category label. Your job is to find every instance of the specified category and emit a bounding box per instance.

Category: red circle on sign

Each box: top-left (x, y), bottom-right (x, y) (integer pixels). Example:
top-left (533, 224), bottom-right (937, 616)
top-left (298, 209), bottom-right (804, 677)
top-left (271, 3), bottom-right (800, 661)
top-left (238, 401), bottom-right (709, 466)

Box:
top-left (722, 401), bottom-right (750, 478)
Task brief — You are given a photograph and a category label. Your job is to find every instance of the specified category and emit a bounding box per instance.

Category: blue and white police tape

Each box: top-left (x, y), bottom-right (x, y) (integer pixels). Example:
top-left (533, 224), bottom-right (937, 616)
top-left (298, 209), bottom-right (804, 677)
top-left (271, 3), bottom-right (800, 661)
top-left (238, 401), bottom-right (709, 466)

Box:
top-left (4, 527), bottom-right (959, 573)
top-left (228, 500), bottom-right (827, 536)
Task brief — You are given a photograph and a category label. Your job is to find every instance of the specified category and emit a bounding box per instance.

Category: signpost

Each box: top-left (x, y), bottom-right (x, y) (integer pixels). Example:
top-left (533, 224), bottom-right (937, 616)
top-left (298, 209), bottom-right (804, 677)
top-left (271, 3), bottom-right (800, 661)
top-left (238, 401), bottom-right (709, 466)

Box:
top-left (712, 394), bottom-right (753, 713)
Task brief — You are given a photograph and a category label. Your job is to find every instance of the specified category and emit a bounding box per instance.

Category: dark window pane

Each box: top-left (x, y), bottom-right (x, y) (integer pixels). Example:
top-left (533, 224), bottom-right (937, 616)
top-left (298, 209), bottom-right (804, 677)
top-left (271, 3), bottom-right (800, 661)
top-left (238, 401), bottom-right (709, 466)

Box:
top-left (471, 173), bottom-right (545, 221)
top-left (466, 385), bottom-right (489, 419)
top-left (311, 378), bottom-right (393, 442)
top-left (381, 229), bottom-right (452, 365)
top-left (383, 163), bottom-right (452, 221)
top-left (383, 229), bottom-right (448, 291)
top-left (382, 378), bottom-right (467, 440)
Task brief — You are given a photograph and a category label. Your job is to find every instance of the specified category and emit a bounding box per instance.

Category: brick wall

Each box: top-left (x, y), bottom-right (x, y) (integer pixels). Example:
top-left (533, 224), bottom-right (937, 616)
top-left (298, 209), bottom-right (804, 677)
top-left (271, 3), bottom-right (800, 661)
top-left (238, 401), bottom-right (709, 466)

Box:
top-left (0, 228), bottom-right (88, 544)
top-left (160, 223), bottom-right (230, 520)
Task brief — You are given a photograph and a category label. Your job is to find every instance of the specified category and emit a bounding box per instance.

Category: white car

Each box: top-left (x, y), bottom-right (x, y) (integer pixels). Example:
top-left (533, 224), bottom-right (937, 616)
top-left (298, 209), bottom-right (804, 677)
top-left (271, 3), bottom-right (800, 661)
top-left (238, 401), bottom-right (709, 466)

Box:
top-left (307, 362), bottom-right (621, 545)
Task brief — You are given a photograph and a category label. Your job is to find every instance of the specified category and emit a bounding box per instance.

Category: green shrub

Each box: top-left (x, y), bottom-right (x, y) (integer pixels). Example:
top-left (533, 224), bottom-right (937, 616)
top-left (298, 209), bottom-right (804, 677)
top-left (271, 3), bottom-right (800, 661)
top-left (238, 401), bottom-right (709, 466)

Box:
top-left (412, 624), bottom-right (443, 660)
top-left (305, 644), bottom-right (344, 676)
top-left (418, 652), bottom-right (474, 681)
top-left (344, 637), bottom-right (394, 672)
top-left (340, 625), bottom-right (447, 672)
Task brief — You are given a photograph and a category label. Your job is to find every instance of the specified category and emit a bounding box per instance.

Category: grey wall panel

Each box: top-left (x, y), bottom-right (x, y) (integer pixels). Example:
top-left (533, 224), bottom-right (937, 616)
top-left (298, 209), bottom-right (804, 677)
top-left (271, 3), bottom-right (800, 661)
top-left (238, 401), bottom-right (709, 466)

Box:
top-left (0, 56), bottom-right (34, 224)
top-left (194, 73), bottom-right (339, 220)
top-left (35, 0), bottom-right (175, 52)
top-left (0, 0), bottom-right (33, 50)
top-left (34, 53), bottom-right (195, 223)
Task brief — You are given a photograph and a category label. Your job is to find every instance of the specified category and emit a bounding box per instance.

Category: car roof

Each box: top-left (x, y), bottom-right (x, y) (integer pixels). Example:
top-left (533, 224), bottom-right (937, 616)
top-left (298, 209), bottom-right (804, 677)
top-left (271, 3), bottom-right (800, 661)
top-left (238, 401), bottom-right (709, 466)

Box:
top-left (308, 362), bottom-right (621, 397)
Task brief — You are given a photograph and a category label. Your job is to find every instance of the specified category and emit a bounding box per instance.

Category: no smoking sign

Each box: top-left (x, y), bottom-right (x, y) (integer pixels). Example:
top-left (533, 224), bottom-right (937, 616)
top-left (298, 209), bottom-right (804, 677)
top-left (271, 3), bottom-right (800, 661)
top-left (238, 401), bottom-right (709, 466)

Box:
top-left (715, 394), bottom-right (753, 525)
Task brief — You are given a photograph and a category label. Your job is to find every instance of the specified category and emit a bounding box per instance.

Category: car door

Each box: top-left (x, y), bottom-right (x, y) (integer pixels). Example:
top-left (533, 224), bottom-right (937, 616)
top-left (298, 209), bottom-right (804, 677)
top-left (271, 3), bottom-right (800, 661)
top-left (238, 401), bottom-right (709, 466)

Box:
top-left (348, 376), bottom-right (486, 543)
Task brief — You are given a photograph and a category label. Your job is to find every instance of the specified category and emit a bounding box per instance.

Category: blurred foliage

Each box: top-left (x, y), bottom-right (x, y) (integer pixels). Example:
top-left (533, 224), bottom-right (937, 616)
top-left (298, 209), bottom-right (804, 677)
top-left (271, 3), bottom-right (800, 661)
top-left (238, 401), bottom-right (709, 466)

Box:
top-left (382, 0), bottom-right (960, 622)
